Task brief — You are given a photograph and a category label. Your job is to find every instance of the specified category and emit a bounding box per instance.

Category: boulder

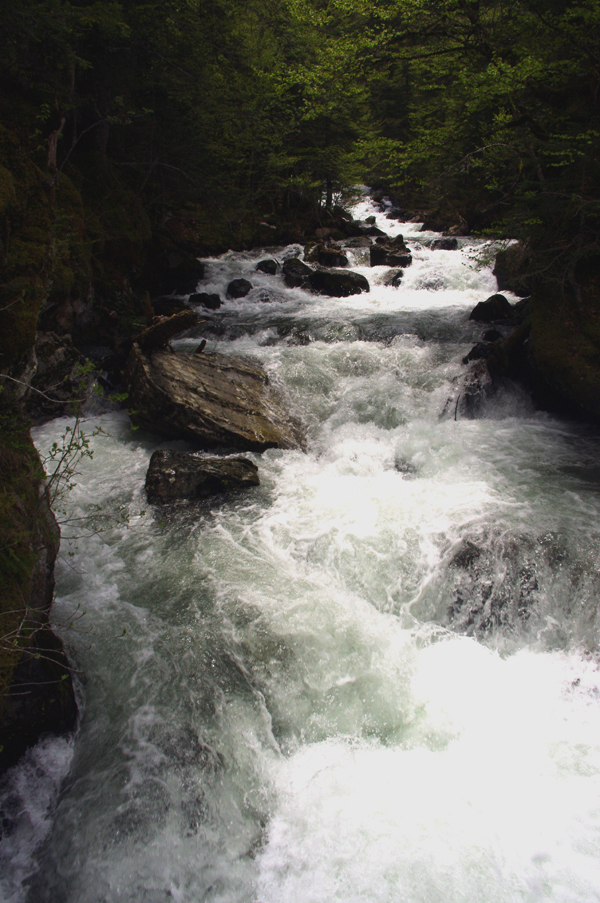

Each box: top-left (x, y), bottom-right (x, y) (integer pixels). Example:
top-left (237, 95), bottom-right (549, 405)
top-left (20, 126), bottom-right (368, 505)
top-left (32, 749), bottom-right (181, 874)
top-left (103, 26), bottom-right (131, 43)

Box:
top-left (360, 225), bottom-right (387, 236)
top-left (282, 257), bottom-right (313, 288)
top-left (343, 236), bottom-right (372, 248)
top-left (227, 278), bottom-right (252, 299)
top-left (308, 269), bottom-right (370, 297)
top-left (441, 360), bottom-right (494, 420)
top-left (469, 294), bottom-right (513, 323)
top-left (136, 309), bottom-right (201, 351)
top-left (431, 238), bottom-right (459, 251)
top-left (493, 242), bottom-right (531, 297)
top-left (462, 342), bottom-right (496, 364)
top-left (189, 292), bottom-right (221, 310)
top-left (305, 244), bottom-right (349, 268)
top-left (145, 450), bottom-right (260, 504)
top-left (385, 207), bottom-right (407, 220)
top-left (124, 344), bottom-right (305, 451)
top-left (256, 259), bottom-right (278, 275)
top-left (483, 328), bottom-right (502, 342)
top-left (370, 241), bottom-right (412, 268)
top-left (383, 269), bottom-right (404, 287)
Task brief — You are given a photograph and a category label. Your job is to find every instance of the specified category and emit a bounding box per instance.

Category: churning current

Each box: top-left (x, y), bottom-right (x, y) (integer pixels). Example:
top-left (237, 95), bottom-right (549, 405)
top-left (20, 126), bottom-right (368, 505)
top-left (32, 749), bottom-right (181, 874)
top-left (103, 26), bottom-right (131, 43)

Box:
top-left (3, 196), bottom-right (600, 903)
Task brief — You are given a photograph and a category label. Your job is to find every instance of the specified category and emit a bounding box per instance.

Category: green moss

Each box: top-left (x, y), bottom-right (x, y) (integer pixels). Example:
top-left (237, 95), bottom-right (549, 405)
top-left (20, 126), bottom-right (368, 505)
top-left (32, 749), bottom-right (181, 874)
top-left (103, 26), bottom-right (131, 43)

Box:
top-left (0, 408), bottom-right (48, 710)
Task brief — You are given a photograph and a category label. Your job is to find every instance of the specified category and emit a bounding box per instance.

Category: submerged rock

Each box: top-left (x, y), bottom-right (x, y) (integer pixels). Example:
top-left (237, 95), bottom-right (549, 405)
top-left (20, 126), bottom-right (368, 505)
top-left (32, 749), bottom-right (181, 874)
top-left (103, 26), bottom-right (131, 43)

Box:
top-left (469, 294), bottom-right (513, 322)
top-left (441, 359), bottom-right (494, 420)
top-left (189, 292), bottom-right (221, 310)
top-left (124, 344), bottom-right (305, 451)
top-left (383, 269), bottom-right (404, 287)
top-left (145, 450), bottom-right (260, 503)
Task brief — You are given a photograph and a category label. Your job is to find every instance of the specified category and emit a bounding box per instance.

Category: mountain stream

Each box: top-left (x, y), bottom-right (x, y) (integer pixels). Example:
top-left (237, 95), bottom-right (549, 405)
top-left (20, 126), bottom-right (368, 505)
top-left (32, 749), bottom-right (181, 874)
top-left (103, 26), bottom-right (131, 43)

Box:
top-left (3, 197), bottom-right (600, 903)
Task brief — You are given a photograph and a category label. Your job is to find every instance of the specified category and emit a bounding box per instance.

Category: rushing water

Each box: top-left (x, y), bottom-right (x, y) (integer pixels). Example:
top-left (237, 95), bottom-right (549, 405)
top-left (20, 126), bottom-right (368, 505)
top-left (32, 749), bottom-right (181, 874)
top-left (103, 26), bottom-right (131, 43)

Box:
top-left (3, 196), bottom-right (600, 903)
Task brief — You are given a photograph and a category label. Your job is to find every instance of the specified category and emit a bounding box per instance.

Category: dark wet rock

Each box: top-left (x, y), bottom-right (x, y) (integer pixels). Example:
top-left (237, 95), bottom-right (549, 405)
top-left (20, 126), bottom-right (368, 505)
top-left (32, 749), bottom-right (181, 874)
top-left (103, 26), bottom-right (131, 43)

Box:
top-left (394, 459), bottom-right (417, 477)
top-left (483, 328), bottom-right (502, 342)
top-left (420, 211), bottom-right (468, 234)
top-left (24, 332), bottom-right (95, 422)
top-left (342, 236), bottom-right (372, 249)
top-left (441, 360), bottom-right (494, 420)
top-left (189, 292), bottom-right (221, 310)
top-left (308, 269), bottom-right (370, 297)
top-left (493, 242), bottom-right (531, 297)
top-left (383, 269), bottom-right (404, 287)
top-left (469, 294), bottom-right (513, 323)
top-left (462, 342), bottom-right (496, 364)
top-left (385, 207), bottom-right (407, 220)
top-left (136, 309), bottom-right (201, 351)
top-left (152, 297), bottom-right (188, 317)
top-left (365, 215), bottom-right (376, 224)
top-left (282, 258), bottom-right (313, 288)
top-left (157, 258), bottom-right (205, 296)
top-left (374, 234), bottom-right (407, 248)
top-left (0, 627), bottom-right (78, 772)
top-left (124, 344), bottom-right (305, 451)
top-left (416, 275), bottom-right (445, 292)
top-left (287, 331), bottom-right (311, 346)
top-left (370, 237), bottom-right (412, 268)
top-left (431, 238), bottom-right (459, 251)
top-left (251, 289), bottom-right (285, 303)
top-left (443, 530), bottom-right (554, 637)
top-left (361, 225), bottom-right (387, 237)
top-left (305, 244), bottom-right (349, 268)
top-left (227, 278), bottom-right (253, 299)
top-left (256, 259), bottom-right (278, 275)
top-left (145, 450), bottom-right (259, 504)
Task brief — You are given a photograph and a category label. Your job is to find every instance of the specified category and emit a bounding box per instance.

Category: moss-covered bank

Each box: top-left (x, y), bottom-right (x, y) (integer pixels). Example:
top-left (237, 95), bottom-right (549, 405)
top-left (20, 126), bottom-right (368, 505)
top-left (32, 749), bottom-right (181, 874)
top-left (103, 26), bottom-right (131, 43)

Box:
top-left (0, 407), bottom-right (77, 771)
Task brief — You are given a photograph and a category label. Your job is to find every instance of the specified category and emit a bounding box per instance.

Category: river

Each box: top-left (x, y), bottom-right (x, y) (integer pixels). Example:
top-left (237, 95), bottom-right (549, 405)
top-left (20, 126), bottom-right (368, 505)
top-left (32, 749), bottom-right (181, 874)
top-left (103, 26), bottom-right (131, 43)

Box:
top-left (3, 195), bottom-right (600, 903)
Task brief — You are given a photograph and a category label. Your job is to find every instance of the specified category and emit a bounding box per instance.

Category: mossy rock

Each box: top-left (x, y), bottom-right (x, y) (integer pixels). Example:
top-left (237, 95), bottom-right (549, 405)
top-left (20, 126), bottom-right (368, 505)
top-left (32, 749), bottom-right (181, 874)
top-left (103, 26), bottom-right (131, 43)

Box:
top-left (0, 407), bottom-right (77, 771)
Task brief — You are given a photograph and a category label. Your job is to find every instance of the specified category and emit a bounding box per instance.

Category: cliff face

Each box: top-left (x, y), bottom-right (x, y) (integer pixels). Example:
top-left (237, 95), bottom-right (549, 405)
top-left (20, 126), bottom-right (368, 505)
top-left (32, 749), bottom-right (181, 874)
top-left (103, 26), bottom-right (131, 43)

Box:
top-left (0, 417), bottom-right (77, 772)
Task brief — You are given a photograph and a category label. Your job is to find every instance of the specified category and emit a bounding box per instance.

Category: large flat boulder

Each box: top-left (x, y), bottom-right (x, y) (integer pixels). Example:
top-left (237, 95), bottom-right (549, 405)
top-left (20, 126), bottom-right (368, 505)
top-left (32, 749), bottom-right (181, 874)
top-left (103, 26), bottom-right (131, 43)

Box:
top-left (124, 344), bottom-right (305, 451)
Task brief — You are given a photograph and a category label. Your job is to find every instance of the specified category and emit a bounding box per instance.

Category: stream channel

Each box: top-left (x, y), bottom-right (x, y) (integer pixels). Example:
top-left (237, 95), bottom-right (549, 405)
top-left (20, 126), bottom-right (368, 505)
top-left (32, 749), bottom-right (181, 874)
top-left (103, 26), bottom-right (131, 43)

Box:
top-left (3, 196), bottom-right (600, 903)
